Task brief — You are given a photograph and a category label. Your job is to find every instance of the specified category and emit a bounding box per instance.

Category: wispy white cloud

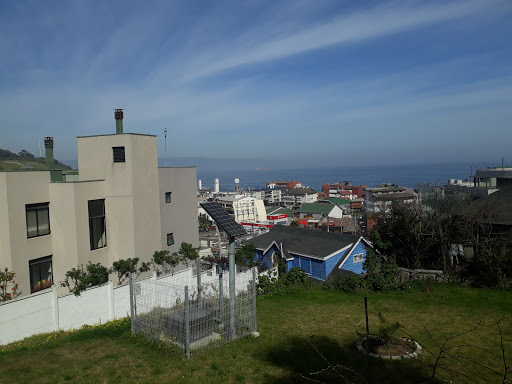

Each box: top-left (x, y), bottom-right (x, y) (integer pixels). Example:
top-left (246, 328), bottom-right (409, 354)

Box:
top-left (175, 0), bottom-right (490, 81)
top-left (0, 0), bottom-right (511, 165)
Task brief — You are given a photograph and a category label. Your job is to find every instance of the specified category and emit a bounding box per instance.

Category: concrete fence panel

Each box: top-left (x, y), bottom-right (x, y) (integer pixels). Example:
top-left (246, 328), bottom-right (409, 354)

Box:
top-left (113, 284), bottom-right (131, 319)
top-left (58, 283), bottom-right (112, 330)
top-left (0, 290), bottom-right (54, 345)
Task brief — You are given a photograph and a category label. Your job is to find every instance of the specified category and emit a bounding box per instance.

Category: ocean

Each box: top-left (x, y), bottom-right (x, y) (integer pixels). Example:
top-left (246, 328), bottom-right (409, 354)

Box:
top-left (192, 163), bottom-right (477, 192)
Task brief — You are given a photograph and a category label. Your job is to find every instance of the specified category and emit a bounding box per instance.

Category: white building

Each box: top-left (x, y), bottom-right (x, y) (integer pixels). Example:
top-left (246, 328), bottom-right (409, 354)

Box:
top-left (246, 188), bottom-right (282, 206)
top-left (365, 184), bottom-right (418, 213)
top-left (216, 195), bottom-right (267, 224)
top-left (281, 187), bottom-right (318, 209)
top-left (0, 110), bottom-right (198, 297)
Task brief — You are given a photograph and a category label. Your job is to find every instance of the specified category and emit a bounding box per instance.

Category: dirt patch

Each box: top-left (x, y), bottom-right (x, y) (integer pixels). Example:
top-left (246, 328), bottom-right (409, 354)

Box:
top-left (362, 337), bottom-right (416, 356)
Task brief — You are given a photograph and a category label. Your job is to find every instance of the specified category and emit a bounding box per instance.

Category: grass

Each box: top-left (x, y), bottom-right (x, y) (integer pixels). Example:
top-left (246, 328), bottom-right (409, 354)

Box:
top-left (0, 159), bottom-right (48, 171)
top-left (0, 284), bottom-right (511, 384)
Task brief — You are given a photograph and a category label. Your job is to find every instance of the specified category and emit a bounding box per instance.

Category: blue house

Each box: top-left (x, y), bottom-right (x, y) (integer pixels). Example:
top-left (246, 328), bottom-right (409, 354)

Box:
top-left (248, 226), bottom-right (372, 281)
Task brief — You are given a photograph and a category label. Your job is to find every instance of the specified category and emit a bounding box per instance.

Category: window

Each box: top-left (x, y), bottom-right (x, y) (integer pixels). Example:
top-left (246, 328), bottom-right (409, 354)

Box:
top-left (353, 253), bottom-right (364, 263)
top-left (165, 192), bottom-right (172, 204)
top-left (26, 203), bottom-right (50, 238)
top-left (167, 233), bottom-right (174, 246)
top-left (29, 256), bottom-right (53, 293)
top-left (113, 146), bottom-right (125, 163)
top-left (89, 199), bottom-right (107, 250)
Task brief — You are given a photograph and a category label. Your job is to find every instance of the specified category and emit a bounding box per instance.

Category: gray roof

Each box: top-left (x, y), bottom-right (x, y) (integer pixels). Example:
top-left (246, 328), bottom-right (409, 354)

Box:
top-left (282, 187), bottom-right (317, 195)
top-left (466, 187), bottom-right (512, 226)
top-left (248, 226), bottom-right (359, 260)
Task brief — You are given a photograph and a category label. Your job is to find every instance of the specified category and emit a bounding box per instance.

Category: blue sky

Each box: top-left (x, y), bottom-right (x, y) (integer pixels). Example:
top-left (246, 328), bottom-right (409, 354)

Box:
top-left (0, 0), bottom-right (511, 167)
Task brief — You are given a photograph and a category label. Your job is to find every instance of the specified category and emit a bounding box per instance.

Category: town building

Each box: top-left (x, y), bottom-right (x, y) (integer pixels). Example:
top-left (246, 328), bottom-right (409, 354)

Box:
top-left (364, 183), bottom-right (418, 213)
top-left (0, 110), bottom-right (198, 297)
top-left (295, 203), bottom-right (344, 220)
top-left (246, 188), bottom-right (282, 206)
top-left (215, 195), bottom-right (267, 224)
top-left (266, 180), bottom-right (302, 189)
top-left (249, 226), bottom-right (371, 281)
top-left (321, 181), bottom-right (367, 200)
top-left (281, 187), bottom-right (317, 209)
top-left (265, 207), bottom-right (292, 226)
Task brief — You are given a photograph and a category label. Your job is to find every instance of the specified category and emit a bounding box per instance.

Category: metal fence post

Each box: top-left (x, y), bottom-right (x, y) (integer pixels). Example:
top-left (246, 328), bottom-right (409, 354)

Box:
top-left (228, 237), bottom-right (236, 340)
top-left (197, 258), bottom-right (202, 310)
top-left (252, 267), bottom-right (258, 332)
top-left (129, 273), bottom-right (135, 334)
top-left (185, 285), bottom-right (191, 359)
top-left (218, 265), bottom-right (225, 331)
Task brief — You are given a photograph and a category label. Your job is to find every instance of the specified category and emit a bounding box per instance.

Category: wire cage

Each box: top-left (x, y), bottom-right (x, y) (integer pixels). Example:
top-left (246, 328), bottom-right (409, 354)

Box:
top-left (130, 262), bottom-right (257, 358)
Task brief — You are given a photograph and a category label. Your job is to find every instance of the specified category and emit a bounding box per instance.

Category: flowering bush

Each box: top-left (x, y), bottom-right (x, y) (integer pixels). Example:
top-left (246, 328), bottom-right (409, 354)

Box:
top-left (0, 267), bottom-right (21, 301)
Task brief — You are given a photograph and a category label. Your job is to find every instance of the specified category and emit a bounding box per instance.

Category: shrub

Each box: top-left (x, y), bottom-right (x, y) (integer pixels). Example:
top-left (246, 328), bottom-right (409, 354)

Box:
top-left (323, 275), bottom-right (366, 292)
top-left (0, 267), bottom-right (21, 301)
top-left (257, 267), bottom-right (310, 296)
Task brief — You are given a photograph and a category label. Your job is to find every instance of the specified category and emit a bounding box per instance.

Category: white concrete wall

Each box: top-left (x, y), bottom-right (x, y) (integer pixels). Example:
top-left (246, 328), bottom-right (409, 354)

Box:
top-left (0, 266), bottom-right (256, 345)
top-left (0, 289), bottom-right (55, 345)
top-left (58, 283), bottom-right (112, 330)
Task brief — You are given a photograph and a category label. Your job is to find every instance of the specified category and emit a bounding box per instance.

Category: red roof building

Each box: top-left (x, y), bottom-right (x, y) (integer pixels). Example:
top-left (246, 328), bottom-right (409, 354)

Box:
top-left (322, 181), bottom-right (367, 200)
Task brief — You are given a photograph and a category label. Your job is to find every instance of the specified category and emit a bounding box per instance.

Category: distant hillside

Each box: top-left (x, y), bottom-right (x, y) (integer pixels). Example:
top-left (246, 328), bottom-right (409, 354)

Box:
top-left (0, 148), bottom-right (74, 171)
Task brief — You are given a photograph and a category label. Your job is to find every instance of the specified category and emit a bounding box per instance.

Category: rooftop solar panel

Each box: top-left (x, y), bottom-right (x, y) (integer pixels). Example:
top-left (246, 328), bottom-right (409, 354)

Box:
top-left (200, 202), bottom-right (246, 237)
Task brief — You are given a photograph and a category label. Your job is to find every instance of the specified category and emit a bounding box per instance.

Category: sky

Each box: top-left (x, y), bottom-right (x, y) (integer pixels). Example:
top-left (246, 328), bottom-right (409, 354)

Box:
top-left (0, 0), bottom-right (511, 168)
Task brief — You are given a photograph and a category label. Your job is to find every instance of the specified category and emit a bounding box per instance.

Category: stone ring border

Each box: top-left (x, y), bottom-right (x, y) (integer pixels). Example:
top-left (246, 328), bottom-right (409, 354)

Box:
top-left (356, 336), bottom-right (422, 360)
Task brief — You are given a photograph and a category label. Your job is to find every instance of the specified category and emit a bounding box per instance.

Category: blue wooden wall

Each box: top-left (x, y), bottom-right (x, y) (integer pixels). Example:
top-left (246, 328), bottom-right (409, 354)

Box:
top-left (254, 237), bottom-right (369, 281)
top-left (339, 241), bottom-right (367, 274)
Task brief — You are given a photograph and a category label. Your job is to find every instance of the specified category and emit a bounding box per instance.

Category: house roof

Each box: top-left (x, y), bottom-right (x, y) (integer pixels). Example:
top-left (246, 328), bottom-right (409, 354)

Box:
top-left (371, 192), bottom-right (416, 201)
top-left (326, 198), bottom-right (351, 206)
top-left (297, 203), bottom-right (335, 214)
top-left (266, 207), bottom-right (293, 216)
top-left (248, 225), bottom-right (359, 260)
top-left (465, 187), bottom-right (512, 226)
top-left (282, 187), bottom-right (317, 195)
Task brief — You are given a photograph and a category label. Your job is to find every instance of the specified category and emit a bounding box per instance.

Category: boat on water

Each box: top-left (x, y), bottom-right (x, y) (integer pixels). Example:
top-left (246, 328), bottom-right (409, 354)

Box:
top-left (256, 168), bottom-right (271, 171)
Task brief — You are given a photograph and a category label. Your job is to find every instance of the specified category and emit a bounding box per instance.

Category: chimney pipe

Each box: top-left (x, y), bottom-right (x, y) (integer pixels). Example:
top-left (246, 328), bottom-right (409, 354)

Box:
top-left (115, 109), bottom-right (124, 134)
top-left (44, 137), bottom-right (54, 170)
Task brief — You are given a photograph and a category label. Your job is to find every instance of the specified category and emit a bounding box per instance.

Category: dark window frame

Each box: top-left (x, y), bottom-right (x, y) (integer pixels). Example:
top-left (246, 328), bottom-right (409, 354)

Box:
top-left (113, 146), bottom-right (125, 163)
top-left (165, 192), bottom-right (172, 204)
top-left (29, 255), bottom-right (53, 293)
top-left (88, 199), bottom-right (107, 251)
top-left (26, 202), bottom-right (51, 238)
top-left (167, 233), bottom-right (175, 246)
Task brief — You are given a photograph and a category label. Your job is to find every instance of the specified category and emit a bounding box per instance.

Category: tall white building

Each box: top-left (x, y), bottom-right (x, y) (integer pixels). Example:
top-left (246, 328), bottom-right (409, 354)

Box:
top-left (0, 110), bottom-right (198, 297)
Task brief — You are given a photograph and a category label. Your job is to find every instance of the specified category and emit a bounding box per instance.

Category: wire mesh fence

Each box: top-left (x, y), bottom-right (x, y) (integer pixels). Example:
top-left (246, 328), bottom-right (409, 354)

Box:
top-left (130, 262), bottom-right (257, 358)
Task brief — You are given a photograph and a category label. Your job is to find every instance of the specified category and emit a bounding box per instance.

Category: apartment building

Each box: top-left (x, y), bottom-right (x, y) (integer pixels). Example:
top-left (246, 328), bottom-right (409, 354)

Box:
top-left (0, 110), bottom-right (198, 297)
top-left (365, 183), bottom-right (418, 213)
top-left (246, 188), bottom-right (281, 206)
top-left (281, 187), bottom-right (318, 209)
top-left (266, 180), bottom-right (302, 189)
top-left (321, 181), bottom-right (366, 200)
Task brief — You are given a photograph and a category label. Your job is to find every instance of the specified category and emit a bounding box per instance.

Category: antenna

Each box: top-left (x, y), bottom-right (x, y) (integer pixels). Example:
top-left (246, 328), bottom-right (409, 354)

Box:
top-left (164, 128), bottom-right (167, 151)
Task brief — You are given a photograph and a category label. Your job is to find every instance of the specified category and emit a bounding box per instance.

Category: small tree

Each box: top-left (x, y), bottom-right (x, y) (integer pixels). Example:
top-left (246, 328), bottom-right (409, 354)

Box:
top-left (0, 267), bottom-right (21, 301)
top-left (150, 243), bottom-right (199, 276)
top-left (61, 262), bottom-right (109, 296)
top-left (235, 243), bottom-right (256, 267)
top-left (111, 258), bottom-right (150, 284)
top-left (176, 242), bottom-right (200, 261)
top-left (198, 215), bottom-right (211, 231)
top-left (150, 250), bottom-right (181, 276)
top-left (290, 220), bottom-right (301, 227)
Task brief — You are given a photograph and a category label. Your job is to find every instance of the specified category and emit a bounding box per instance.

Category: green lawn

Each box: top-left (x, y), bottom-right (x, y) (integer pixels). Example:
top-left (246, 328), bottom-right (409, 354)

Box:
top-left (1, 285), bottom-right (510, 384)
